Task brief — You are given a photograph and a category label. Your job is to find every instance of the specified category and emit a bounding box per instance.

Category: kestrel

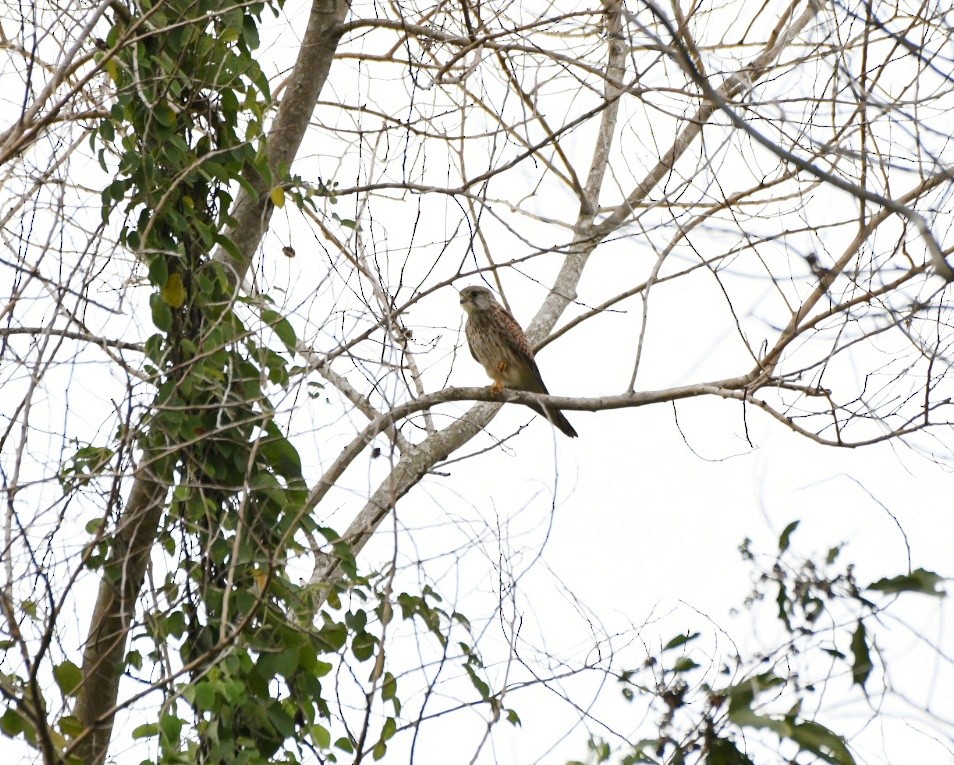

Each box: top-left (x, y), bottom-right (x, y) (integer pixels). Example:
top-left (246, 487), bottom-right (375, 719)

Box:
top-left (459, 285), bottom-right (578, 438)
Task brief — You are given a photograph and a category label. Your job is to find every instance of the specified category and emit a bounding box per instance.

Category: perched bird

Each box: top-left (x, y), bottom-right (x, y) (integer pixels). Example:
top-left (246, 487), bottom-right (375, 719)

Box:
top-left (459, 285), bottom-right (578, 438)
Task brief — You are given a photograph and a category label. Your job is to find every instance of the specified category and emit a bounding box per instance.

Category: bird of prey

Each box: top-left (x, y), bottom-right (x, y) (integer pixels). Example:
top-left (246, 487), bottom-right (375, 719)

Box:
top-left (459, 285), bottom-right (578, 438)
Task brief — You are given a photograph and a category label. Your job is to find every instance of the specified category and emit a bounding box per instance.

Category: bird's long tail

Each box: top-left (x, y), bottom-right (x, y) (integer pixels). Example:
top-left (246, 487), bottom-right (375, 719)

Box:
top-left (529, 402), bottom-right (578, 438)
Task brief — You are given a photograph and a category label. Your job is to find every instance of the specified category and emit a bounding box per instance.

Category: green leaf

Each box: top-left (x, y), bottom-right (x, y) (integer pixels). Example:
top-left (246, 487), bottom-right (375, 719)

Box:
top-left (158, 713), bottom-right (182, 744)
top-left (706, 735), bottom-right (755, 765)
top-left (153, 104), bottom-right (176, 128)
top-left (382, 671), bottom-right (397, 701)
top-left (131, 722), bottom-right (159, 740)
top-left (313, 658), bottom-right (333, 678)
top-left (725, 674), bottom-right (790, 738)
top-left (260, 423), bottom-right (302, 479)
top-left (257, 646), bottom-right (300, 680)
top-left (144, 333), bottom-right (165, 365)
top-left (849, 621), bottom-right (872, 689)
top-left (214, 232), bottom-right (243, 263)
top-left (242, 15), bottom-right (261, 49)
top-left (58, 714), bottom-right (84, 737)
top-left (150, 292), bottom-right (172, 332)
top-left (868, 568), bottom-right (944, 597)
top-left (148, 256), bottom-right (168, 287)
top-left (791, 721), bottom-right (854, 765)
top-left (0, 708), bottom-right (28, 737)
top-left (250, 471), bottom-right (286, 507)
top-left (318, 619), bottom-right (348, 651)
top-left (312, 724), bottom-right (331, 748)
top-left (85, 518), bottom-right (105, 534)
top-left (267, 703), bottom-right (296, 737)
top-left (778, 520), bottom-right (799, 553)
top-left (380, 716), bottom-right (396, 742)
top-left (464, 664), bottom-right (491, 700)
top-left (351, 632), bottom-right (376, 662)
top-left (261, 307), bottom-right (297, 351)
top-left (53, 660), bottom-right (83, 697)
top-left (161, 272), bottom-right (186, 308)
top-left (165, 609), bottom-right (186, 638)
top-left (663, 631), bottom-right (700, 651)
top-left (221, 678), bottom-right (246, 704)
top-left (345, 609), bottom-right (368, 632)
top-left (672, 657), bottom-right (699, 673)
top-left (193, 681), bottom-right (215, 710)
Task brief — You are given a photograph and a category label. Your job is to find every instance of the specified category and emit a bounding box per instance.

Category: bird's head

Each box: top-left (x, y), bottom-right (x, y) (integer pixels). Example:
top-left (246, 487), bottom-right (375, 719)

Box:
top-left (459, 285), bottom-right (498, 315)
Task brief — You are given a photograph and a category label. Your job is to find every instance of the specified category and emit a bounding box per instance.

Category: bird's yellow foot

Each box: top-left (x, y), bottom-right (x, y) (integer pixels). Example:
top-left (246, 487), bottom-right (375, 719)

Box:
top-left (490, 380), bottom-right (505, 395)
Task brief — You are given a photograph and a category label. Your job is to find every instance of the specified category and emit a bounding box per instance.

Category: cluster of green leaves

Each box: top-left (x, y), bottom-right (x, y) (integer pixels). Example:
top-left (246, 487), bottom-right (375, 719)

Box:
top-left (95, 0), bottom-right (274, 263)
top-left (75, 1), bottom-right (406, 762)
top-left (571, 524), bottom-right (945, 765)
top-left (396, 587), bottom-right (521, 729)
top-left (747, 521), bottom-right (943, 695)
top-left (0, 659), bottom-right (82, 749)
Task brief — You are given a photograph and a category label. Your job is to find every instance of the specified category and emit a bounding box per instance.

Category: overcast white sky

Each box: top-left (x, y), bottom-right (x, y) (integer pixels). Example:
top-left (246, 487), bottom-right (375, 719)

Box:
top-left (1, 1), bottom-right (953, 763)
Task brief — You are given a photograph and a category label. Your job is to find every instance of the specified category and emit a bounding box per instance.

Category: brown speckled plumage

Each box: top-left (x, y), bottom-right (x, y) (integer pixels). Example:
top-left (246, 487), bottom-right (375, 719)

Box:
top-left (459, 285), bottom-right (577, 438)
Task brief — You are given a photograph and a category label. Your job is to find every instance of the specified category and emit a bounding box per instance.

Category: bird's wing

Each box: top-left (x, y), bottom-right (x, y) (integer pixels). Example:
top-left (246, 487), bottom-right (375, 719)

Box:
top-left (492, 304), bottom-right (550, 393)
top-left (465, 325), bottom-right (481, 364)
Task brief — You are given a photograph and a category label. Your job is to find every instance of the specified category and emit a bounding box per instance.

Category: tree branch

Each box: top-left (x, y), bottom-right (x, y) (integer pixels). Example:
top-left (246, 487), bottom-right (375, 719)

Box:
top-left (307, 0), bottom-right (823, 595)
